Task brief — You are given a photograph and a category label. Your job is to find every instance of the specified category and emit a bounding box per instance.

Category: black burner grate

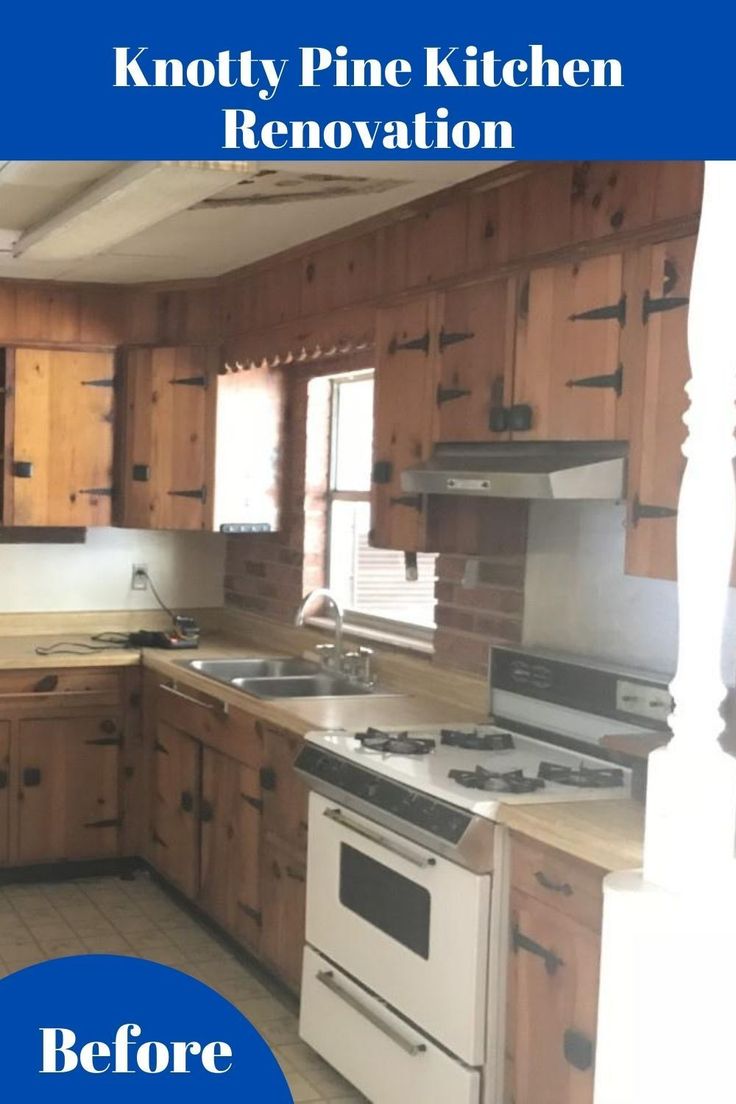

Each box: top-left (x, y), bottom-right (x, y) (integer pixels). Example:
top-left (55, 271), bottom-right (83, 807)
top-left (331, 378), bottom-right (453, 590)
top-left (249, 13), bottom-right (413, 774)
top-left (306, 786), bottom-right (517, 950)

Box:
top-left (440, 729), bottom-right (515, 752)
top-left (355, 728), bottom-right (436, 756)
top-left (449, 765), bottom-right (546, 794)
top-left (537, 761), bottom-right (625, 788)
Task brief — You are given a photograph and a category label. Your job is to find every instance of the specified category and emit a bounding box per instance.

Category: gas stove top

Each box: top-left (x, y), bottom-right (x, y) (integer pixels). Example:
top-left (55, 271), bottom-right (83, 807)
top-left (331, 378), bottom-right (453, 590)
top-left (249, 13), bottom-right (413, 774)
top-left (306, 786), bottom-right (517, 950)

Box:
top-left (302, 724), bottom-right (632, 819)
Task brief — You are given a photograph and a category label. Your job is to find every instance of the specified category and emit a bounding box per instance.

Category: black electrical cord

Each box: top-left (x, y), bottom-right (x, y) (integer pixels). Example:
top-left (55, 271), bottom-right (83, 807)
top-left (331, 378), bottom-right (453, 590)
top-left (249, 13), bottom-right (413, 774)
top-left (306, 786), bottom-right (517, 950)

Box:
top-left (136, 567), bottom-right (178, 627)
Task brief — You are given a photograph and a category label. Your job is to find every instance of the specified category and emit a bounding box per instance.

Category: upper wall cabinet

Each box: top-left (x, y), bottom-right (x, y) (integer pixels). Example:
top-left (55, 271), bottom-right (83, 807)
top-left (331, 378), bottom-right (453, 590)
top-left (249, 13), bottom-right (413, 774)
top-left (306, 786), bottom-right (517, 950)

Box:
top-left (435, 279), bottom-right (517, 444)
top-left (513, 254), bottom-right (626, 440)
top-left (119, 345), bottom-right (284, 533)
top-left (624, 236), bottom-right (695, 581)
top-left (1, 347), bottom-right (115, 527)
top-left (371, 296), bottom-right (438, 551)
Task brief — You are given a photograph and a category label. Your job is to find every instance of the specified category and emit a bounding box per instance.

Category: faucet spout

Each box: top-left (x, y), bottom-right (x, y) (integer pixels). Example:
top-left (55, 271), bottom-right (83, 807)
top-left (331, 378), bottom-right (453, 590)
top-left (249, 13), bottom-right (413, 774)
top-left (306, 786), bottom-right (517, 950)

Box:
top-left (294, 588), bottom-right (344, 666)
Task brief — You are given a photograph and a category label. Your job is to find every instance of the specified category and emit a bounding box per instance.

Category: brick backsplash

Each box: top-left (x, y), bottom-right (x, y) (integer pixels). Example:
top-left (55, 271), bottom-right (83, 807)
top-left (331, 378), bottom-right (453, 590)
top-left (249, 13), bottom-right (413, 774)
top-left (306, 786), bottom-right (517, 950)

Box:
top-left (433, 552), bottom-right (526, 677)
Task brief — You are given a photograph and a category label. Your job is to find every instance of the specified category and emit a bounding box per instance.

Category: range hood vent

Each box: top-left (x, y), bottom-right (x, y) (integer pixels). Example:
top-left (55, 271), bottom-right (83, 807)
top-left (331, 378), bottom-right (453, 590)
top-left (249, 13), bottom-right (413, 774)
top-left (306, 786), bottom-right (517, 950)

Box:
top-left (402, 441), bottom-right (628, 501)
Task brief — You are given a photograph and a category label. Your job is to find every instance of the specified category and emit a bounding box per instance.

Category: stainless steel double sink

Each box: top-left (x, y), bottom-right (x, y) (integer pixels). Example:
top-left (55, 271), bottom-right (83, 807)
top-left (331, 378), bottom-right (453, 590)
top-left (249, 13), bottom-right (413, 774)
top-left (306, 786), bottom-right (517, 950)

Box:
top-left (178, 656), bottom-right (399, 699)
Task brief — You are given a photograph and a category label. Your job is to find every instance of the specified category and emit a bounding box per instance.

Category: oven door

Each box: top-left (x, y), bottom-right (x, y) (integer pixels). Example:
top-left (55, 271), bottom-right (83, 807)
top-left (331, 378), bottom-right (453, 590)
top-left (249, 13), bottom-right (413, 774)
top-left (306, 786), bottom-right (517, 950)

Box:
top-left (305, 791), bottom-right (491, 1065)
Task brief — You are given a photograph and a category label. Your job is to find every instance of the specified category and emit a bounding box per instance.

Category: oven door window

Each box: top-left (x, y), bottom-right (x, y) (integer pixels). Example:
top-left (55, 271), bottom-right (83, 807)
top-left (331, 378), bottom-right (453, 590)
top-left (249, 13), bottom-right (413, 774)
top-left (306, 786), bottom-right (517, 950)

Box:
top-left (338, 843), bottom-right (431, 959)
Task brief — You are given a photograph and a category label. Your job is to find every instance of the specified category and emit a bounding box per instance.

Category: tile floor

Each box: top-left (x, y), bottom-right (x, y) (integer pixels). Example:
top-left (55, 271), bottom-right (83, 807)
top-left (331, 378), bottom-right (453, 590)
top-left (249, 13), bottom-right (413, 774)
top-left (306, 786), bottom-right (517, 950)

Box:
top-left (0, 872), bottom-right (367, 1103)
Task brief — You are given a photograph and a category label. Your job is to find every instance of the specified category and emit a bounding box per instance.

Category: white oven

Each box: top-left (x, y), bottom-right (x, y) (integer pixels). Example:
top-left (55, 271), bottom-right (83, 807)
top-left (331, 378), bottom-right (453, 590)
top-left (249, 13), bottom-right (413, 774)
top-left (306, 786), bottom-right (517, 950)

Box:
top-left (302, 791), bottom-right (492, 1067)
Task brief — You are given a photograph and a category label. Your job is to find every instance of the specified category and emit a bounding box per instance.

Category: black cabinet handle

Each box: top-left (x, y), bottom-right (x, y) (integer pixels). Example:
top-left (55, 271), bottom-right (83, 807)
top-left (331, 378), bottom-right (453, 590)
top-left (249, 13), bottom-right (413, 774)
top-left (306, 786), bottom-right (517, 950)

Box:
top-left (260, 767), bottom-right (277, 791)
top-left (563, 1029), bottom-right (595, 1071)
top-left (512, 923), bottom-right (564, 975)
top-left (22, 767), bottom-right (42, 788)
top-left (12, 461), bottom-right (33, 478)
top-left (509, 404), bottom-right (533, 432)
top-left (534, 870), bottom-right (574, 897)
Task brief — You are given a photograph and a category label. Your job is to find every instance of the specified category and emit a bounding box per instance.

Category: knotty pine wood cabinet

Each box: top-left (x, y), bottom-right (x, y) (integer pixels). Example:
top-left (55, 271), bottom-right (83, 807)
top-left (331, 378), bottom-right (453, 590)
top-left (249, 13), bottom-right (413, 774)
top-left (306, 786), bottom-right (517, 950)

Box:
top-left (513, 254), bottom-right (626, 441)
top-left (623, 235), bottom-right (696, 581)
top-left (0, 667), bottom-right (131, 867)
top-left (505, 835), bottom-right (604, 1104)
top-left (148, 679), bottom-right (308, 993)
top-left (119, 345), bottom-right (284, 533)
top-left (1, 347), bottom-right (115, 526)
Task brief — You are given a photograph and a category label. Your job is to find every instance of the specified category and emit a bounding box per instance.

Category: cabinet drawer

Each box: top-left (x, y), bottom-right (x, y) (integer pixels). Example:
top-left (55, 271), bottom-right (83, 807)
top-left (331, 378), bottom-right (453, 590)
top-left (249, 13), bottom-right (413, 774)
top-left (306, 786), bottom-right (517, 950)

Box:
top-left (510, 834), bottom-right (604, 932)
top-left (0, 667), bottom-right (123, 707)
top-left (156, 680), bottom-right (263, 769)
top-left (301, 946), bottom-right (480, 1104)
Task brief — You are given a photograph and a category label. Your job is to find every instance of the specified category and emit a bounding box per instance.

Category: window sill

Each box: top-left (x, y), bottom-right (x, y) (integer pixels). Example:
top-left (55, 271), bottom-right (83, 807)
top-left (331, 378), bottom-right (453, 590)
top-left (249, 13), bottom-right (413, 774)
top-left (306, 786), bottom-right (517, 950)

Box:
top-left (304, 616), bottom-right (435, 656)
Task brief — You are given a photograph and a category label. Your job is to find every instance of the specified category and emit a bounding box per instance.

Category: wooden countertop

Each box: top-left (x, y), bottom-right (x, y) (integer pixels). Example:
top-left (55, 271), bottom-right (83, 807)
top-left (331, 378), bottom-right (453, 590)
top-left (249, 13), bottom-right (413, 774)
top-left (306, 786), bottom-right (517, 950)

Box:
top-left (0, 624), bottom-right (645, 872)
top-left (497, 799), bottom-right (644, 872)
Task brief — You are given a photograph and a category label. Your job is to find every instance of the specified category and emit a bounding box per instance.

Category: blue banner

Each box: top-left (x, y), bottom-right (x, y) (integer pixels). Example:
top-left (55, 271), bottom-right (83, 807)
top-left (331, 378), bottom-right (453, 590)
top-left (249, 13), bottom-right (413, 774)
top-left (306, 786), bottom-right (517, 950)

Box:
top-left (0, 0), bottom-right (732, 158)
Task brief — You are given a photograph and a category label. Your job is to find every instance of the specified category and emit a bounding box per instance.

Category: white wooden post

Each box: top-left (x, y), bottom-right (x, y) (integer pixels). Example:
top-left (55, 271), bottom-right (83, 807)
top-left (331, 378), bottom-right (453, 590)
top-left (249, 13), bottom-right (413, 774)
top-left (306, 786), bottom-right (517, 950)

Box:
top-left (594, 161), bottom-right (736, 1104)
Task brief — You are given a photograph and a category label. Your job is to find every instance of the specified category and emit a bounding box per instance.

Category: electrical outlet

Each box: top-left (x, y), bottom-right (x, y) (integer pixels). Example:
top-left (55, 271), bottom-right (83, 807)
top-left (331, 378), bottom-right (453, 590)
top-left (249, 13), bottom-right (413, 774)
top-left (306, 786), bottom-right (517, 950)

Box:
top-left (131, 564), bottom-right (148, 591)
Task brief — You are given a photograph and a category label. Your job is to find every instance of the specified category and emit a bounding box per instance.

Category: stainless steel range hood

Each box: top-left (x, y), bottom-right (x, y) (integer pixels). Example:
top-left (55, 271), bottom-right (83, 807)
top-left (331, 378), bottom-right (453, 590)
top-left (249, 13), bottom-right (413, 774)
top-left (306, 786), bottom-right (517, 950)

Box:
top-left (402, 441), bottom-right (628, 500)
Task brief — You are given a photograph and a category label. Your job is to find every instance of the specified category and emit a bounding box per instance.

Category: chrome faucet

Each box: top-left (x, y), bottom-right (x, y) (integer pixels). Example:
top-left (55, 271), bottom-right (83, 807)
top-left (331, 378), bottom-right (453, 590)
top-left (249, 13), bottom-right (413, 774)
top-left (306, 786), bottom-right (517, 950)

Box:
top-left (294, 588), bottom-right (344, 669)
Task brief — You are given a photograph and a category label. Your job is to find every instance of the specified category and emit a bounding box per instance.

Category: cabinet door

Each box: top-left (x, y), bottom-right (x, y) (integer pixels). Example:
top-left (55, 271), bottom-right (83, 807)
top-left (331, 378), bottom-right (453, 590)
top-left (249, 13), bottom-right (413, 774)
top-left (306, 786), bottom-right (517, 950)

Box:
top-left (371, 296), bottom-right (438, 551)
top-left (506, 890), bottom-right (601, 1104)
top-left (151, 720), bottom-right (200, 898)
top-left (0, 721), bottom-right (10, 865)
top-left (199, 747), bottom-right (262, 952)
top-left (513, 254), bottom-right (625, 440)
top-left (260, 837), bottom-right (307, 993)
top-left (436, 279), bottom-right (516, 443)
top-left (260, 725), bottom-right (309, 855)
top-left (120, 346), bottom-right (217, 530)
top-left (15, 714), bottom-right (122, 864)
top-left (624, 236), bottom-right (695, 580)
top-left (7, 348), bottom-right (115, 526)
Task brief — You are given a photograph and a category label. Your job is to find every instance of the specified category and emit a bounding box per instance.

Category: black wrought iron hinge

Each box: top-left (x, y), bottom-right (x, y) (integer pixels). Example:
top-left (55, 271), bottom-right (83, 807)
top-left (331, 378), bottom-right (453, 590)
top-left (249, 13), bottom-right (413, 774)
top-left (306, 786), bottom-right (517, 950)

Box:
top-left (389, 495), bottom-right (423, 511)
top-left (371, 460), bottom-right (393, 485)
top-left (436, 384), bottom-right (472, 406)
top-left (566, 364), bottom-right (623, 396)
top-left (241, 793), bottom-right (263, 813)
top-left (84, 818), bottom-right (122, 830)
top-left (79, 487), bottom-right (115, 497)
top-left (512, 923), bottom-right (564, 975)
top-left (642, 258), bottom-right (690, 324)
top-left (438, 327), bottom-right (474, 352)
top-left (388, 330), bottom-right (430, 355)
top-left (81, 377), bottom-right (116, 388)
top-left (170, 375), bottom-right (209, 389)
top-left (85, 736), bottom-right (122, 747)
top-left (168, 486), bottom-right (207, 503)
top-left (632, 495), bottom-right (678, 525)
top-left (569, 294), bottom-right (627, 327)
top-left (152, 830), bottom-right (168, 848)
top-left (237, 902), bottom-right (263, 927)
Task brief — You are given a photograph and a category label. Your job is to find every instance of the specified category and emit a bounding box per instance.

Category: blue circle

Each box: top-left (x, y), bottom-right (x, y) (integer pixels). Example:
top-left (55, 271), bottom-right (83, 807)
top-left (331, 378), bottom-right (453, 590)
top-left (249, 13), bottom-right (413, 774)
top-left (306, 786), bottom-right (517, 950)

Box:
top-left (0, 955), bottom-right (294, 1100)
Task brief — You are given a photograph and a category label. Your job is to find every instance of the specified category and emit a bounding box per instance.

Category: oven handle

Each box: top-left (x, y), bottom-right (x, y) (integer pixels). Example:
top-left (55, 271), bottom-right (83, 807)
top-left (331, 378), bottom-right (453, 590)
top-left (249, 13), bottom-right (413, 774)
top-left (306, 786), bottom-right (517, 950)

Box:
top-left (323, 806), bottom-right (436, 869)
top-left (317, 970), bottom-right (427, 1057)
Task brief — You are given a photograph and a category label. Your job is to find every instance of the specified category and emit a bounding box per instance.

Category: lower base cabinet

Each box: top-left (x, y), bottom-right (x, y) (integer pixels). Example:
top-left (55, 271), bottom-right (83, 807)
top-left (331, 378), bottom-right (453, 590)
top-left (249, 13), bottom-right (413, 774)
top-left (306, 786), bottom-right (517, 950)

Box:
top-left (259, 837), bottom-right (307, 993)
top-left (0, 721), bottom-right (10, 864)
top-left (149, 682), bottom-right (309, 993)
top-left (505, 837), bottom-right (603, 1104)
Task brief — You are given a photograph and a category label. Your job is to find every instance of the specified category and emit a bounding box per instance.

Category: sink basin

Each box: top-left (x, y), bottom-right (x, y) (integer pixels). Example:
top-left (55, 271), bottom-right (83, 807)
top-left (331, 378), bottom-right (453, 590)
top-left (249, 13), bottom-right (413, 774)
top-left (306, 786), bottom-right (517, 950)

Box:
top-left (182, 657), bottom-right (320, 683)
top-left (179, 655), bottom-right (401, 699)
top-left (231, 674), bottom-right (376, 699)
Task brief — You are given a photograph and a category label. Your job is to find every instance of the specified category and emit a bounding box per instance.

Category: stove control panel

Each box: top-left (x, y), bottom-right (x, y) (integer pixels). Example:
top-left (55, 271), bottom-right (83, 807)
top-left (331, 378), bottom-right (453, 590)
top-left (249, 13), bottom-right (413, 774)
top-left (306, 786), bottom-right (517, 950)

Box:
top-left (295, 745), bottom-right (471, 844)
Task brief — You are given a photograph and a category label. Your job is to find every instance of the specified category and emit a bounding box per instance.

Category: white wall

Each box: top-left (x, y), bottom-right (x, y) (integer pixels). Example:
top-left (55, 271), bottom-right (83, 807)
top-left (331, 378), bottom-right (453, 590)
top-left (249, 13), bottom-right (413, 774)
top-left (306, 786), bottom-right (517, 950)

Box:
top-left (523, 501), bottom-right (736, 677)
top-left (0, 528), bottom-right (226, 613)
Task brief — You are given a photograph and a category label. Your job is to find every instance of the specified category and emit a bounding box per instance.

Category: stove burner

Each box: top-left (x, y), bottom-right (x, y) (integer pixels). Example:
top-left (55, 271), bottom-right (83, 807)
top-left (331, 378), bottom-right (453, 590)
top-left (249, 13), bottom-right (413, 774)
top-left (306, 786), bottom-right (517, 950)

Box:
top-left (355, 728), bottom-right (436, 756)
top-left (449, 765), bottom-right (546, 794)
top-left (537, 761), bottom-right (625, 789)
top-left (440, 728), bottom-right (515, 752)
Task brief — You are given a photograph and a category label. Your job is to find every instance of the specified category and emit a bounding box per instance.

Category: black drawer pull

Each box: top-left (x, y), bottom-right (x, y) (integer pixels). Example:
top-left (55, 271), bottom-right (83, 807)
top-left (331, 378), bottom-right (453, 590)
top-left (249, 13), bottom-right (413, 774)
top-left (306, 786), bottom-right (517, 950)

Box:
top-left (534, 870), bottom-right (574, 896)
top-left (22, 767), bottom-right (42, 788)
top-left (564, 1028), bottom-right (595, 1071)
top-left (512, 923), bottom-right (564, 975)
top-left (34, 674), bottom-right (59, 693)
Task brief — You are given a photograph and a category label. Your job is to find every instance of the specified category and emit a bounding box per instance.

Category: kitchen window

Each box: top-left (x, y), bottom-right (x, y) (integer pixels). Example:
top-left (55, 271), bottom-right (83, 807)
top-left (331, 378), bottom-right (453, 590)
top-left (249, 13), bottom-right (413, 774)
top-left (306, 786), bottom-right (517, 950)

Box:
top-left (326, 371), bottom-right (436, 639)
